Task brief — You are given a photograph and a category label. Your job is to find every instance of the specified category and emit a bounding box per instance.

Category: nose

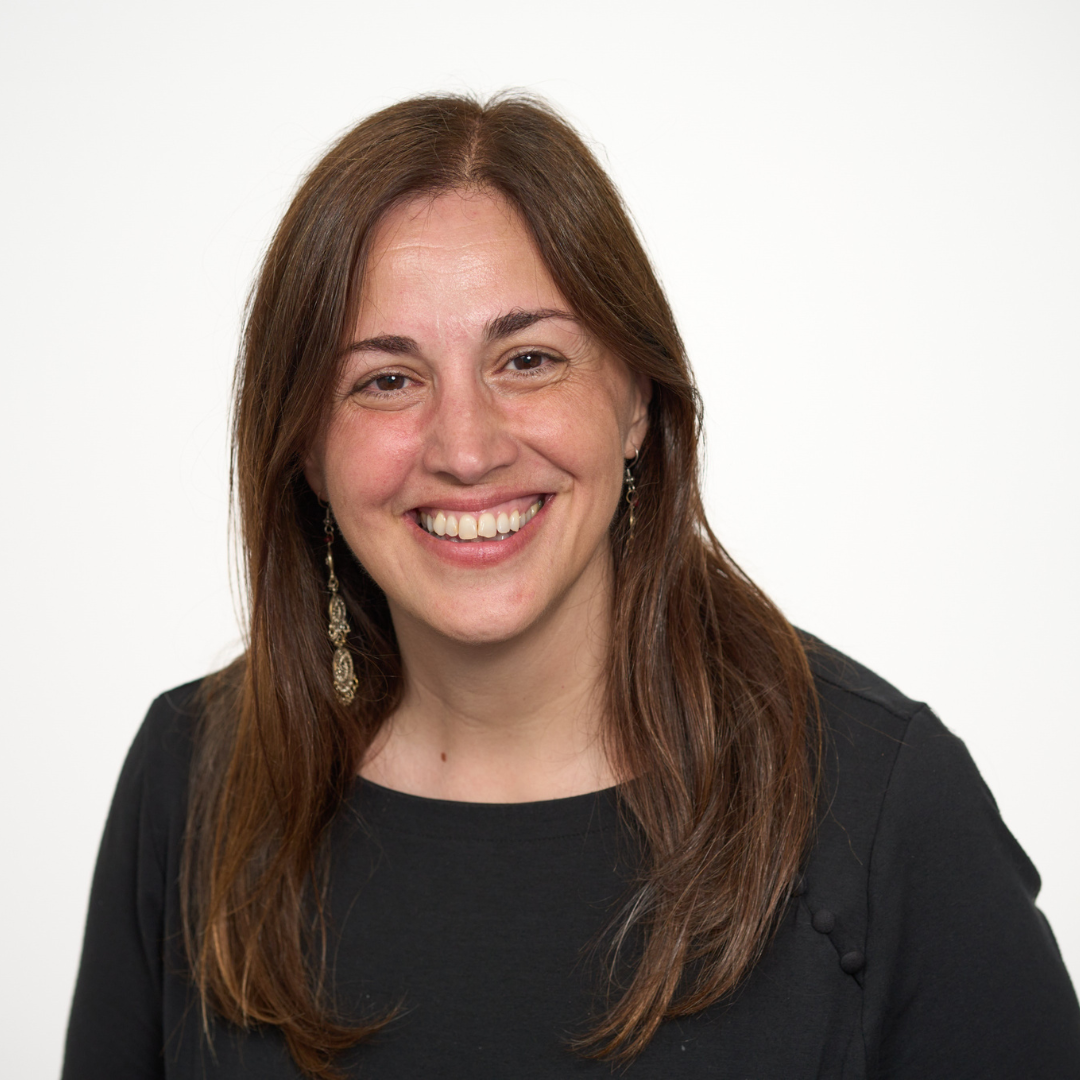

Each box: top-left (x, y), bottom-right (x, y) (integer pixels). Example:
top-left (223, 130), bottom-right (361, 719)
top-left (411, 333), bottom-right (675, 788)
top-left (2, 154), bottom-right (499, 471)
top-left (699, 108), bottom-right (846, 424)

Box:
top-left (421, 370), bottom-right (518, 484)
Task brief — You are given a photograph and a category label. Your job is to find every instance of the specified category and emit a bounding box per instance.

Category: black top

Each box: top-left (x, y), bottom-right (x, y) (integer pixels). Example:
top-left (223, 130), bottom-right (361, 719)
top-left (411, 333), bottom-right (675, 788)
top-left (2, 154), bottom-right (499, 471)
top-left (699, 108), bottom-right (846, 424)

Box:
top-left (63, 642), bottom-right (1080, 1079)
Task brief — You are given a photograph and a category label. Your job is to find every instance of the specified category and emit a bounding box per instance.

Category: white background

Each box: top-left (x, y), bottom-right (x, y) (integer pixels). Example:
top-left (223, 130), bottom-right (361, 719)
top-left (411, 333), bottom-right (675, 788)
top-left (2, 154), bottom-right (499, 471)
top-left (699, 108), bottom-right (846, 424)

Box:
top-left (2, 1), bottom-right (1077, 1074)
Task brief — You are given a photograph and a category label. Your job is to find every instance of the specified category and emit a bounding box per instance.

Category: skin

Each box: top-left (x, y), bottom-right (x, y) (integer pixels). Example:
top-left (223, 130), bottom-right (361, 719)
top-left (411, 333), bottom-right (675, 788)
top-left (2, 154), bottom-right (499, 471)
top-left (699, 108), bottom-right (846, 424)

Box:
top-left (305, 188), bottom-right (650, 802)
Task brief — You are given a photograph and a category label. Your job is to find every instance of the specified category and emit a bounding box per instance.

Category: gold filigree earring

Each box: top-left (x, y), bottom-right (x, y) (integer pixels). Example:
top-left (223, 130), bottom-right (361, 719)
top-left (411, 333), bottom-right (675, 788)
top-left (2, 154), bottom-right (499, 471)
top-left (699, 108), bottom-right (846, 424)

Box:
top-left (624, 448), bottom-right (639, 544)
top-left (323, 505), bottom-right (358, 705)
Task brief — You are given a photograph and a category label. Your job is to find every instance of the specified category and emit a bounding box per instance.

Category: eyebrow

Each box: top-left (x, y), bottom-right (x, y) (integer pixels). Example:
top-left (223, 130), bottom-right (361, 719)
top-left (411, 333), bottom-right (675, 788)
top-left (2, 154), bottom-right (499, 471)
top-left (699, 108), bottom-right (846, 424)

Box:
top-left (484, 307), bottom-right (573, 343)
top-left (343, 308), bottom-right (575, 356)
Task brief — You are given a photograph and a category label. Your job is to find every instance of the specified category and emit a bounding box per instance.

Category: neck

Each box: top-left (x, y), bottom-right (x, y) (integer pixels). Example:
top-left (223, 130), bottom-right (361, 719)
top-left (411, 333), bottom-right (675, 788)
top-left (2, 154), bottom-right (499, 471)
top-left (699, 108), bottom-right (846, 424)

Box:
top-left (360, 557), bottom-right (618, 803)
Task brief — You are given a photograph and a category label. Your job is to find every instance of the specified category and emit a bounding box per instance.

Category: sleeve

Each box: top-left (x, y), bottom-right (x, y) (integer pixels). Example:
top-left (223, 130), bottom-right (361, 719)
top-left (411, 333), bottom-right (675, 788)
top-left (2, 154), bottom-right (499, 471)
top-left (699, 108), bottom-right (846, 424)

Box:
top-left (864, 706), bottom-right (1080, 1079)
top-left (62, 708), bottom-right (169, 1080)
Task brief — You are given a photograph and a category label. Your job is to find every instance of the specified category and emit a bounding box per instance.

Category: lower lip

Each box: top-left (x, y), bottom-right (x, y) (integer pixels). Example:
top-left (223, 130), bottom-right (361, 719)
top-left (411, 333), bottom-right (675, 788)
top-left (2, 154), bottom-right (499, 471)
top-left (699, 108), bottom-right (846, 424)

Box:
top-left (406, 499), bottom-right (552, 567)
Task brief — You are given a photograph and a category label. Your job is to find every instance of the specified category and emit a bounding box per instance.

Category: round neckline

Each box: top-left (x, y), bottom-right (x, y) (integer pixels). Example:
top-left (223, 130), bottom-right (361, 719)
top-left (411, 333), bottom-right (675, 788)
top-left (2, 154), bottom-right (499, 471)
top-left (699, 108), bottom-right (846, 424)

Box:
top-left (348, 776), bottom-right (622, 841)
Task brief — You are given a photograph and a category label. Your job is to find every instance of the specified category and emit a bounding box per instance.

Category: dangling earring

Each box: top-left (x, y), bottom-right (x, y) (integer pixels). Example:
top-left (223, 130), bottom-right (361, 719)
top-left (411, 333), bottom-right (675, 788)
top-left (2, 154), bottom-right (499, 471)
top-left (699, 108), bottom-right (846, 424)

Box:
top-left (624, 448), bottom-right (639, 545)
top-left (323, 505), bottom-right (358, 705)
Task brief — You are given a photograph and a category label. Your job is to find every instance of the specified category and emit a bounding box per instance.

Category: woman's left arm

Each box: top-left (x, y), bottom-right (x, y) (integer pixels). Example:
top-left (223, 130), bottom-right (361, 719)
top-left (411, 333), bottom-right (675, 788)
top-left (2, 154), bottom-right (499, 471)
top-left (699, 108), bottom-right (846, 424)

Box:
top-left (863, 706), bottom-right (1080, 1078)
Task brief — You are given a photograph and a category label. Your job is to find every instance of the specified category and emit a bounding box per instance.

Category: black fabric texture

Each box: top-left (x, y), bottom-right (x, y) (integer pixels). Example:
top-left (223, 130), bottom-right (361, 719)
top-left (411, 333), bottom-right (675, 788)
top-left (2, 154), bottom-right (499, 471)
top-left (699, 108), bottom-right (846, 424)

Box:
top-left (62, 640), bottom-right (1080, 1078)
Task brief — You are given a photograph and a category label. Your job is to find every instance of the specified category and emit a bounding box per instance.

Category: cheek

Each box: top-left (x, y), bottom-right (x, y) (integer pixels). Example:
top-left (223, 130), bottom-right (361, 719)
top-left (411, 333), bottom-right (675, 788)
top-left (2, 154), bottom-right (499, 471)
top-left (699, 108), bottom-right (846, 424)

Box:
top-left (515, 381), bottom-right (626, 478)
top-left (324, 413), bottom-right (422, 511)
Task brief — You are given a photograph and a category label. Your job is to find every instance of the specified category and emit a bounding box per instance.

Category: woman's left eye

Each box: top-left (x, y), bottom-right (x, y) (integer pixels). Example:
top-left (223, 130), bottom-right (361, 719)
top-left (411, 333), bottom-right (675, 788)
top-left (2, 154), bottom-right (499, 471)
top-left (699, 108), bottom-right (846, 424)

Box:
top-left (506, 351), bottom-right (556, 373)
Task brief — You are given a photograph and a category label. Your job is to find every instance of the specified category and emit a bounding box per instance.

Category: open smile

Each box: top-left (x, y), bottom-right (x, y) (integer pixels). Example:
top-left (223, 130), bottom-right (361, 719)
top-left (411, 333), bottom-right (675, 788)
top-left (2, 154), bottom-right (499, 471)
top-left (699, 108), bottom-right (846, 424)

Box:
top-left (412, 495), bottom-right (548, 543)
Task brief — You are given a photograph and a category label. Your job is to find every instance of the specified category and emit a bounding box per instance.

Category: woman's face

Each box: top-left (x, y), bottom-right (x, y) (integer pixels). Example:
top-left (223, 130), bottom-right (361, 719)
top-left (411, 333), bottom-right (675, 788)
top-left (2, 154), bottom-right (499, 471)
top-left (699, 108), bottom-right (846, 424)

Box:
top-left (305, 189), bottom-right (650, 647)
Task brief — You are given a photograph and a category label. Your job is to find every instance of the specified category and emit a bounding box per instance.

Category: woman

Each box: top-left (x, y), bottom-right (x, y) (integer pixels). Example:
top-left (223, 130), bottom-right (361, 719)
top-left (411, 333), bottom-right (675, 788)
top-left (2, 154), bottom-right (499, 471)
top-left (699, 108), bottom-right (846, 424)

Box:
top-left (63, 94), bottom-right (1080, 1079)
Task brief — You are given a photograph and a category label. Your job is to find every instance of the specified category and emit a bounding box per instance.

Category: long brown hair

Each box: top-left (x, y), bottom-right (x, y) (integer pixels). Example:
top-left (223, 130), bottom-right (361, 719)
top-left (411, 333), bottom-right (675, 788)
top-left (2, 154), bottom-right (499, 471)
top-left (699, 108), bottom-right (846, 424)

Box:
top-left (182, 92), bottom-right (819, 1077)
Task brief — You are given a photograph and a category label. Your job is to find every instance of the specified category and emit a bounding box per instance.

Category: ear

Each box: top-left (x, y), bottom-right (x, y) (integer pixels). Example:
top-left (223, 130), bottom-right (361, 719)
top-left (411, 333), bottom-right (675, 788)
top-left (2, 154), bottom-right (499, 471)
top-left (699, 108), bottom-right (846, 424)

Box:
top-left (624, 372), bottom-right (653, 457)
top-left (303, 448), bottom-right (328, 503)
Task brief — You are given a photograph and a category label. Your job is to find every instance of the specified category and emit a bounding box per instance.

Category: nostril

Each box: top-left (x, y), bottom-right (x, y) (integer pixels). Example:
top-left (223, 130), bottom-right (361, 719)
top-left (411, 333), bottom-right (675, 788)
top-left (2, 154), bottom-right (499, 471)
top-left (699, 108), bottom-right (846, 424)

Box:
top-left (422, 408), bottom-right (519, 483)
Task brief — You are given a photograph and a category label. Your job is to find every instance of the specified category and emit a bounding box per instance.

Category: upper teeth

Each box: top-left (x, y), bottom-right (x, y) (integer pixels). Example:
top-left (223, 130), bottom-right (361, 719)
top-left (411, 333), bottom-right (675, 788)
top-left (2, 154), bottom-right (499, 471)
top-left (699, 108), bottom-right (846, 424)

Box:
top-left (420, 500), bottom-right (543, 541)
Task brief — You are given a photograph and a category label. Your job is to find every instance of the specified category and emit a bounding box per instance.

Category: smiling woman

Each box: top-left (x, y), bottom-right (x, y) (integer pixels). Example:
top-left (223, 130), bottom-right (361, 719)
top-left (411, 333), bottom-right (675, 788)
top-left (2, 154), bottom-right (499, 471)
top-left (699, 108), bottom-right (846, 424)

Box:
top-left (307, 190), bottom-right (649, 799)
top-left (308, 192), bottom-right (647, 666)
top-left (62, 94), bottom-right (1080, 1079)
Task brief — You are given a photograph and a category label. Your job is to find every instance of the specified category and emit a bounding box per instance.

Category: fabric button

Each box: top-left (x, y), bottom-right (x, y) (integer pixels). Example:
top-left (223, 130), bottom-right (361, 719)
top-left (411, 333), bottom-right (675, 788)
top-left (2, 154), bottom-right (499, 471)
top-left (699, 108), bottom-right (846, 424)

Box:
top-left (840, 950), bottom-right (865, 974)
top-left (811, 909), bottom-right (835, 934)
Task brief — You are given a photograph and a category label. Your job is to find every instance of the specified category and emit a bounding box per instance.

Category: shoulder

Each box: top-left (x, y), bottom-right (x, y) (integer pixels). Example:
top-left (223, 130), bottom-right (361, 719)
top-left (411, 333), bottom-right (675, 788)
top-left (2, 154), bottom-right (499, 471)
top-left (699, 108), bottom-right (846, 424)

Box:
top-left (799, 632), bottom-right (1006, 866)
top-left (801, 630), bottom-right (965, 817)
top-left (108, 677), bottom-right (206, 850)
top-left (804, 629), bottom-right (927, 734)
top-left (792, 633), bottom-right (994, 968)
top-left (794, 641), bottom-right (1080, 1071)
top-left (127, 677), bottom-right (204, 784)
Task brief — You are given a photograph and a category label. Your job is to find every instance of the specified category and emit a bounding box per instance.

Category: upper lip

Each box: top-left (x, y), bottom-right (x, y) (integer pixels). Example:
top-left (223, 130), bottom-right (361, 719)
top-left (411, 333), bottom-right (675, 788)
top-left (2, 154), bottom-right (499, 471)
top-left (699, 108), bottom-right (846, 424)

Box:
top-left (407, 489), bottom-right (551, 515)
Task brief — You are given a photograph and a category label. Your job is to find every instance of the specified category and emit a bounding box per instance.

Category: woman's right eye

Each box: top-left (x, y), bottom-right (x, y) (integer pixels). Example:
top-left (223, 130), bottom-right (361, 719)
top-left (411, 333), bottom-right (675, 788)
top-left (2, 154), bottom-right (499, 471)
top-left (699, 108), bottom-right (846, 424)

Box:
top-left (373, 373), bottom-right (409, 392)
top-left (357, 371), bottom-right (413, 396)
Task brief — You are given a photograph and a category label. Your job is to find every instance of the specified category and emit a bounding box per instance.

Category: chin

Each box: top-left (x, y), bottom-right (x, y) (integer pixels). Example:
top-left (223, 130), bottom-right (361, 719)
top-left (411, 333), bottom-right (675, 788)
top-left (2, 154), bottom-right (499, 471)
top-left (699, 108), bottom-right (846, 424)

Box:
top-left (434, 613), bottom-right (539, 647)
top-left (400, 594), bottom-right (544, 648)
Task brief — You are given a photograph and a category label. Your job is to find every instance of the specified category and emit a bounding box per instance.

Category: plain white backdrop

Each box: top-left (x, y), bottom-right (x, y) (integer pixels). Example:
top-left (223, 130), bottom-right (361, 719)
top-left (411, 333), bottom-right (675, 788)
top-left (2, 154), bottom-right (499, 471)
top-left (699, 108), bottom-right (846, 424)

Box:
top-left (2, 1), bottom-right (1077, 1074)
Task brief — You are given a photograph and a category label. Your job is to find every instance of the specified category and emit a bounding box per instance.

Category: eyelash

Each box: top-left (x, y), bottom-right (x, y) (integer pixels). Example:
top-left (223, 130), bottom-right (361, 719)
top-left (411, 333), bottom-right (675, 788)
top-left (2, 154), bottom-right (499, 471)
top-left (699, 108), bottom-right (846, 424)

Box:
top-left (355, 351), bottom-right (561, 398)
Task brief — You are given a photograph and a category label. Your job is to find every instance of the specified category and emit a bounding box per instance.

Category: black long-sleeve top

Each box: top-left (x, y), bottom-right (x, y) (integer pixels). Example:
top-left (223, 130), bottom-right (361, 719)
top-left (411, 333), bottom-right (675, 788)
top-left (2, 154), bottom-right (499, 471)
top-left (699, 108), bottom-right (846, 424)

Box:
top-left (62, 641), bottom-right (1080, 1078)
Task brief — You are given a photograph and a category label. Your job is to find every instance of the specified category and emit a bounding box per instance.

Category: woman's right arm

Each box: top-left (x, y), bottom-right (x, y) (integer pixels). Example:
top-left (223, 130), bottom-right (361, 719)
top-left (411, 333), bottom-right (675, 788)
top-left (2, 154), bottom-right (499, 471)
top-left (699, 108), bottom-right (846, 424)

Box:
top-left (62, 691), bottom-right (190, 1080)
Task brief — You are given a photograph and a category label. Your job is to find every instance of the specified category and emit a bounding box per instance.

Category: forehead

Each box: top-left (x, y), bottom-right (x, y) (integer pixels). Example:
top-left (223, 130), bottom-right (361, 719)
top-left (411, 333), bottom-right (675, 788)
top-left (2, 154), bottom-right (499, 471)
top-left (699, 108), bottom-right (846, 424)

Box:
top-left (357, 189), bottom-right (566, 336)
